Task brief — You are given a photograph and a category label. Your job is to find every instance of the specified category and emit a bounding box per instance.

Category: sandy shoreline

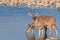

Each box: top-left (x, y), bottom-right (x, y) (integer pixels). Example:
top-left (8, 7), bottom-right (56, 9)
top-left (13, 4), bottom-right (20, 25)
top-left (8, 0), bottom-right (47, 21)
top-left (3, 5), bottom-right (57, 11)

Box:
top-left (0, 0), bottom-right (60, 9)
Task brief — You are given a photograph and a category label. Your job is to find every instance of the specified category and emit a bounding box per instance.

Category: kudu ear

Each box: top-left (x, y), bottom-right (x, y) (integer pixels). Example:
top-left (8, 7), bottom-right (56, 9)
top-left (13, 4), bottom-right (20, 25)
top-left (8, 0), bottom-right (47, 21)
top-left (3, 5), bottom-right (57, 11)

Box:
top-left (34, 13), bottom-right (38, 17)
top-left (29, 13), bottom-right (33, 17)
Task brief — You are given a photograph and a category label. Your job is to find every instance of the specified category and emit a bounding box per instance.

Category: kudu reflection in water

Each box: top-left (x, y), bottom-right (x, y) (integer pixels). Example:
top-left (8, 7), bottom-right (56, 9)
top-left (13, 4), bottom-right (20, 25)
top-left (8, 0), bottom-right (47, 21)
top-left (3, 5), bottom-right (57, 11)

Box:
top-left (25, 32), bottom-right (45, 40)
top-left (25, 32), bottom-right (36, 40)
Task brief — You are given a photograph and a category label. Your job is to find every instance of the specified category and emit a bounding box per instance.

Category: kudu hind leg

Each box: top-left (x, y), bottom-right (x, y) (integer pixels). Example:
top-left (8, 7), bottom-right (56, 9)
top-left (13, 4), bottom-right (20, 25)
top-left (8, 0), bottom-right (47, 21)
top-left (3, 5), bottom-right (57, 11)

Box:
top-left (49, 27), bottom-right (52, 38)
top-left (53, 25), bottom-right (58, 37)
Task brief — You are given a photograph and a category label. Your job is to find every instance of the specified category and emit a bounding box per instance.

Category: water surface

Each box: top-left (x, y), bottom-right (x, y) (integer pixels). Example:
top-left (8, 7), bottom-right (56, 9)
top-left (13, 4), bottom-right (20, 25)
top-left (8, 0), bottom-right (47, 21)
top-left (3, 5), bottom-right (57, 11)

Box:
top-left (0, 5), bottom-right (60, 40)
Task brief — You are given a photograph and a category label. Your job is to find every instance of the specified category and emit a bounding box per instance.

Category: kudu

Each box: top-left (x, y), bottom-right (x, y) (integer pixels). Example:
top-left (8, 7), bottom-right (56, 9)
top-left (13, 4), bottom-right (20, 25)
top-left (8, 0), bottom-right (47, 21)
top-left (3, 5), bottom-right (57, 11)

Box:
top-left (27, 13), bottom-right (58, 38)
top-left (26, 13), bottom-right (47, 39)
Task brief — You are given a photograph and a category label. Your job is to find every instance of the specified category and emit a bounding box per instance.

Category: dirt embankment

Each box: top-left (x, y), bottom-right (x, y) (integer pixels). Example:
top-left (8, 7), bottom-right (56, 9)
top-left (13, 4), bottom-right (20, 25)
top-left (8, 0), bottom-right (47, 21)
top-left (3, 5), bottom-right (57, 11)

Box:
top-left (0, 0), bottom-right (60, 8)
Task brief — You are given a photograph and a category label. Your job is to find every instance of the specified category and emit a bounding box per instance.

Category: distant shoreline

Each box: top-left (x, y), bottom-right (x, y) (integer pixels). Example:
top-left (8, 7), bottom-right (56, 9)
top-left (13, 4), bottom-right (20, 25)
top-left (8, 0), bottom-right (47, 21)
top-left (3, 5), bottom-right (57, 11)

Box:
top-left (0, 0), bottom-right (60, 9)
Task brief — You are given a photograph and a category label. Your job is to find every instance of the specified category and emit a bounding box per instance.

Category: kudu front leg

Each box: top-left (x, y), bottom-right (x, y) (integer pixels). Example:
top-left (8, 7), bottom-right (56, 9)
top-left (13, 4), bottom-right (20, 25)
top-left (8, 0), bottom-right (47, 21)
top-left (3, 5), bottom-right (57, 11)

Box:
top-left (38, 27), bottom-right (44, 38)
top-left (41, 29), bottom-right (45, 38)
top-left (32, 29), bottom-right (35, 34)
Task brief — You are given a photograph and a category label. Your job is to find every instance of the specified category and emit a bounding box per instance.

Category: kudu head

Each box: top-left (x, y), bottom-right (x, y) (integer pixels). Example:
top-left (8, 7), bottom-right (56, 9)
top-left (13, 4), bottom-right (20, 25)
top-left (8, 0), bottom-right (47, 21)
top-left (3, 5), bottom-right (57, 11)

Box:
top-left (29, 13), bottom-right (38, 20)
